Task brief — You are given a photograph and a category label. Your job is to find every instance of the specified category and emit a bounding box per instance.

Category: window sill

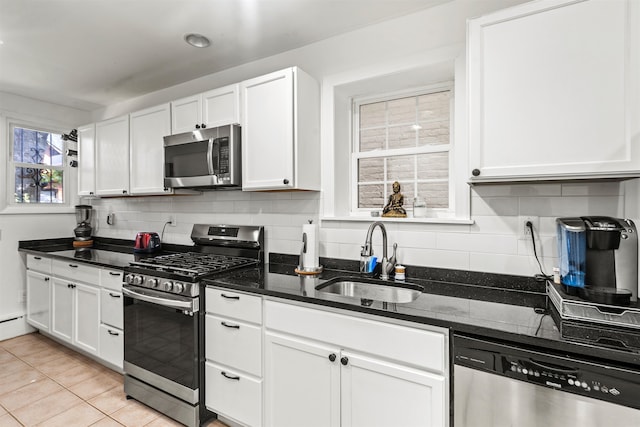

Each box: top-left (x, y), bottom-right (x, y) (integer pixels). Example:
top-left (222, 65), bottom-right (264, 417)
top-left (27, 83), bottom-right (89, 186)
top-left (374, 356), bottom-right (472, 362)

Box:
top-left (321, 216), bottom-right (474, 225)
top-left (0, 205), bottom-right (76, 215)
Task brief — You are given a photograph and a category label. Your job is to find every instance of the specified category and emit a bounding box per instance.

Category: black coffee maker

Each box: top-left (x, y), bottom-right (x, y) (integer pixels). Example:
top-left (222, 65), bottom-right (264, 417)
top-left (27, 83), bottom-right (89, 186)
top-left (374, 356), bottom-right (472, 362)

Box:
top-left (557, 216), bottom-right (638, 305)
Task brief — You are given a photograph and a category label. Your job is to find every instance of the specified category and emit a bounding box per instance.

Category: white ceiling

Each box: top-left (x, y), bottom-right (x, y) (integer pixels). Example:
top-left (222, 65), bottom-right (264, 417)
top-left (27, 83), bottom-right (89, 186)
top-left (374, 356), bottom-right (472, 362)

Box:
top-left (0, 0), bottom-right (448, 111)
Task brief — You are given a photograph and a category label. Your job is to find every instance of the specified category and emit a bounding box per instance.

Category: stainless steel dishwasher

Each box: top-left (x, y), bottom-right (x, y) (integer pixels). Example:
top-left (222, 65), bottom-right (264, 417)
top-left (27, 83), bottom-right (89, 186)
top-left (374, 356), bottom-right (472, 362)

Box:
top-left (453, 333), bottom-right (640, 427)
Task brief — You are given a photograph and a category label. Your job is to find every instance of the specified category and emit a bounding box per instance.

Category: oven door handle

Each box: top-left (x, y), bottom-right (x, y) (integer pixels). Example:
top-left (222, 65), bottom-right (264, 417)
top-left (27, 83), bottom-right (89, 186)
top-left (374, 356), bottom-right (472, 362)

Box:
top-left (122, 287), bottom-right (197, 311)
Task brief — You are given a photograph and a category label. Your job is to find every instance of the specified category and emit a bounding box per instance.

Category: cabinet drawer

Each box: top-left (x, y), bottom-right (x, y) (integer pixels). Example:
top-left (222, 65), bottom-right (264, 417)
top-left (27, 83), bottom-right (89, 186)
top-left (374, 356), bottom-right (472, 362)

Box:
top-left (99, 324), bottom-right (123, 370)
top-left (52, 259), bottom-right (99, 283)
top-left (100, 269), bottom-right (123, 291)
top-left (265, 300), bottom-right (447, 374)
top-left (205, 314), bottom-right (262, 376)
top-left (27, 254), bottom-right (52, 274)
top-left (205, 362), bottom-right (262, 427)
top-left (205, 287), bottom-right (262, 324)
top-left (101, 289), bottom-right (123, 329)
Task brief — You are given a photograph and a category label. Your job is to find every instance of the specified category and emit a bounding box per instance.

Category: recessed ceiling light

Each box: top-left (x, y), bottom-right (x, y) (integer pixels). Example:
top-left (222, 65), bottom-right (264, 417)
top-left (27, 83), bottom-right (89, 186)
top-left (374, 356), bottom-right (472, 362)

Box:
top-left (184, 33), bottom-right (210, 48)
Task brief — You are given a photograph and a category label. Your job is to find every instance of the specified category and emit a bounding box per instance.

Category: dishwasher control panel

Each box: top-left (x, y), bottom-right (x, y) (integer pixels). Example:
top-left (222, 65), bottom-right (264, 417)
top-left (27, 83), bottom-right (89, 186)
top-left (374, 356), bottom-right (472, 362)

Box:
top-left (454, 333), bottom-right (640, 410)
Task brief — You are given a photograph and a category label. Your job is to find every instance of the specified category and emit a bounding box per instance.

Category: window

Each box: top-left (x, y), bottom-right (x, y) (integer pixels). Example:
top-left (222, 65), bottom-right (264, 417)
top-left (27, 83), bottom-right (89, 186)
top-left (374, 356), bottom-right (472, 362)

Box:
top-left (352, 85), bottom-right (452, 216)
top-left (10, 123), bottom-right (67, 204)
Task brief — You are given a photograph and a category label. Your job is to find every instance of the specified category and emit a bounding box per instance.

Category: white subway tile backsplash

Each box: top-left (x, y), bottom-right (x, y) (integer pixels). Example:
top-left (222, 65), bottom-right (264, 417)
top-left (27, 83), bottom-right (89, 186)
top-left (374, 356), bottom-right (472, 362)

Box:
top-left (472, 183), bottom-right (562, 198)
top-left (401, 248), bottom-right (470, 270)
top-left (469, 253), bottom-right (538, 276)
top-left (561, 182), bottom-right (623, 196)
top-left (436, 233), bottom-right (518, 255)
top-left (470, 215), bottom-right (518, 235)
top-left (519, 196), bottom-right (622, 217)
top-left (86, 180), bottom-right (630, 278)
top-left (471, 196), bottom-right (519, 217)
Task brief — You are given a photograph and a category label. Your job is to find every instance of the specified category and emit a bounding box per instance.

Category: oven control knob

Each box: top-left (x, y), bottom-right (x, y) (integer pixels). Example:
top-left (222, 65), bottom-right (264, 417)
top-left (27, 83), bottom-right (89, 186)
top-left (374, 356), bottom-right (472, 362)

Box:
top-left (148, 278), bottom-right (159, 288)
top-left (133, 275), bottom-right (144, 285)
top-left (164, 281), bottom-right (174, 291)
top-left (174, 282), bottom-right (184, 293)
top-left (125, 274), bottom-right (134, 284)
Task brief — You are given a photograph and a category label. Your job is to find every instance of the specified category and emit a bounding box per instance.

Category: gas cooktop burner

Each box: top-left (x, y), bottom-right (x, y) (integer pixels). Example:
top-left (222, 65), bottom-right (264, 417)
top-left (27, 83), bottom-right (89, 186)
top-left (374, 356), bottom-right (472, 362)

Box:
top-left (131, 252), bottom-right (257, 277)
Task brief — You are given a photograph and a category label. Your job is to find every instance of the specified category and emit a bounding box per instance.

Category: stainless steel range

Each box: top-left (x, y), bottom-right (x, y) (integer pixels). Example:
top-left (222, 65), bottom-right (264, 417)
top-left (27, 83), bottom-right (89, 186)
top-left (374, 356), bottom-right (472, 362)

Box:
top-left (122, 224), bottom-right (263, 427)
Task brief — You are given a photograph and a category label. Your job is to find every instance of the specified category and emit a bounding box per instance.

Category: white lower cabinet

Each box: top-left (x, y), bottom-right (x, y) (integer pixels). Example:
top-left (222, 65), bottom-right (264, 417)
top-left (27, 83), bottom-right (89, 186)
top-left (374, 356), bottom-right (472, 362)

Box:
top-left (205, 362), bottom-right (262, 427)
top-left (26, 270), bottom-right (51, 332)
top-left (264, 331), bottom-right (340, 427)
top-left (25, 255), bottom-right (124, 369)
top-left (204, 287), bottom-right (263, 427)
top-left (99, 324), bottom-right (124, 368)
top-left (51, 278), bottom-right (100, 356)
top-left (51, 277), bottom-right (74, 343)
top-left (264, 300), bottom-right (449, 427)
top-left (74, 282), bottom-right (101, 355)
top-left (340, 350), bottom-right (445, 427)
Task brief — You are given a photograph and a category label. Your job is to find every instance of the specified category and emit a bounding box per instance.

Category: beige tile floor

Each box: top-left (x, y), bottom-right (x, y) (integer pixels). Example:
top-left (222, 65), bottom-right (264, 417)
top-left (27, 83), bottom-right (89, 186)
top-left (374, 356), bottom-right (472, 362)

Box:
top-left (0, 332), bottom-right (227, 427)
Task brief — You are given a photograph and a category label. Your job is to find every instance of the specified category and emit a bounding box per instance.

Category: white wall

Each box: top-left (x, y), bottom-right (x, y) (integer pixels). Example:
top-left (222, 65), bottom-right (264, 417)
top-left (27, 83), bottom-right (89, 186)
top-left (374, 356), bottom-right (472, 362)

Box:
top-left (0, 91), bottom-right (91, 339)
top-left (84, 0), bottom-right (636, 278)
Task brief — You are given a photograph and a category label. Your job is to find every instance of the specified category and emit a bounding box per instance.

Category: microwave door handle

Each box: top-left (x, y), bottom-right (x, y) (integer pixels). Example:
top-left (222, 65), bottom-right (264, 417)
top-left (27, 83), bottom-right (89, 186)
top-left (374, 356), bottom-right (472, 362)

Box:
top-left (207, 138), bottom-right (215, 175)
top-left (211, 138), bottom-right (220, 184)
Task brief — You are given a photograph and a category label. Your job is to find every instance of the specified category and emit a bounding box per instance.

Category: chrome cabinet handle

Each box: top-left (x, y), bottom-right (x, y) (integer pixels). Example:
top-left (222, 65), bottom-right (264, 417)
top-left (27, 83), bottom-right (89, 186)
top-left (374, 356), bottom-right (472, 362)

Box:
top-left (109, 272), bottom-right (121, 276)
top-left (108, 330), bottom-right (119, 336)
top-left (68, 264), bottom-right (78, 268)
top-left (34, 256), bottom-right (42, 260)
top-left (220, 293), bottom-right (240, 300)
top-left (109, 293), bottom-right (121, 298)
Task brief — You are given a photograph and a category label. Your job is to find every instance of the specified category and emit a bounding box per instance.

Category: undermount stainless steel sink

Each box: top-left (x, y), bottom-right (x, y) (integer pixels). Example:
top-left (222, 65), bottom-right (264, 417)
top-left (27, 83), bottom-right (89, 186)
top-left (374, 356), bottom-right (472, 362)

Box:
top-left (315, 277), bottom-right (424, 304)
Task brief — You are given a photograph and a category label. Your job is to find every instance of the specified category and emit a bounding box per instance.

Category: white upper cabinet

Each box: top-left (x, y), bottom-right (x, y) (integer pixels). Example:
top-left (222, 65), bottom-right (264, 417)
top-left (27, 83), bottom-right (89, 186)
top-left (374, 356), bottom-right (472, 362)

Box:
top-left (95, 115), bottom-right (130, 196)
top-left (129, 103), bottom-right (172, 195)
top-left (467, 0), bottom-right (640, 182)
top-left (171, 84), bottom-right (240, 134)
top-left (77, 123), bottom-right (96, 196)
top-left (241, 67), bottom-right (320, 191)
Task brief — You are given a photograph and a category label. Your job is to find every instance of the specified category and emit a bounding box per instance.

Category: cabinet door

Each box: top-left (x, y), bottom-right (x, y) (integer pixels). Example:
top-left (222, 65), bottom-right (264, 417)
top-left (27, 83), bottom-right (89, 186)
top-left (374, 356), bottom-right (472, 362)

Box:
top-left (205, 362), bottom-right (262, 427)
top-left (99, 324), bottom-right (123, 370)
top-left (203, 84), bottom-right (240, 128)
top-left (241, 68), bottom-right (295, 190)
top-left (74, 282), bottom-right (100, 355)
top-left (264, 331), bottom-right (340, 427)
top-left (205, 314), bottom-right (262, 376)
top-left (95, 115), bottom-right (130, 195)
top-left (51, 278), bottom-right (74, 343)
top-left (468, 0), bottom-right (640, 182)
top-left (129, 103), bottom-right (172, 195)
top-left (341, 350), bottom-right (446, 427)
top-left (171, 94), bottom-right (202, 134)
top-left (77, 123), bottom-right (96, 196)
top-left (26, 271), bottom-right (50, 331)
top-left (101, 288), bottom-right (123, 329)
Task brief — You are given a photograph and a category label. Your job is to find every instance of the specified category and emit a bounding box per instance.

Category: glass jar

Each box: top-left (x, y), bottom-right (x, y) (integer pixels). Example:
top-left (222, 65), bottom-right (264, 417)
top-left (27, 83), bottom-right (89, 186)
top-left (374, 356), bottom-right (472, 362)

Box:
top-left (413, 197), bottom-right (427, 218)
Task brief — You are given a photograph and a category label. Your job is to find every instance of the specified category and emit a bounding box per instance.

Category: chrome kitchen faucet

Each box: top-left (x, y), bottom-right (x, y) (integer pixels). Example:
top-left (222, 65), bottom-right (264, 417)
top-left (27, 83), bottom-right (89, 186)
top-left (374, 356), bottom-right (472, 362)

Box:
top-left (360, 221), bottom-right (397, 280)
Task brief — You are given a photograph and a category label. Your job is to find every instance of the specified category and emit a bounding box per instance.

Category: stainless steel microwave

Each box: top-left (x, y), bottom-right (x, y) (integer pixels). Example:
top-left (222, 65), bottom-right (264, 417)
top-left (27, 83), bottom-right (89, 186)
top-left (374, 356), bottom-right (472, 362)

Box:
top-left (163, 124), bottom-right (241, 189)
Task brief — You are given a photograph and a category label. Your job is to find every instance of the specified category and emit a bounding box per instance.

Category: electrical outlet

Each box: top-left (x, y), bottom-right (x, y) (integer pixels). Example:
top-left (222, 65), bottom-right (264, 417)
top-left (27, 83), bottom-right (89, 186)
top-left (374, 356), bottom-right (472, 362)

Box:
top-left (519, 216), bottom-right (539, 240)
top-left (168, 216), bottom-right (176, 227)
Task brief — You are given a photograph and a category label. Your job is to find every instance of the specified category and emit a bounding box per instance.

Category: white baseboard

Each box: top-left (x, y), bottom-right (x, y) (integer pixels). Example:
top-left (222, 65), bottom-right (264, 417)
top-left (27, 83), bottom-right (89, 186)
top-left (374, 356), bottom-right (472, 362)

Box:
top-left (0, 315), bottom-right (36, 341)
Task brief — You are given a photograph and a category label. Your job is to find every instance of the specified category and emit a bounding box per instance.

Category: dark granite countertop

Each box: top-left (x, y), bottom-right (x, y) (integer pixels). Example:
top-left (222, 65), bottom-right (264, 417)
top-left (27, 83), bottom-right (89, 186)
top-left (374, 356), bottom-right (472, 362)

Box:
top-left (19, 240), bottom-right (640, 369)
top-left (203, 262), bottom-right (640, 369)
top-left (18, 237), bottom-right (190, 269)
